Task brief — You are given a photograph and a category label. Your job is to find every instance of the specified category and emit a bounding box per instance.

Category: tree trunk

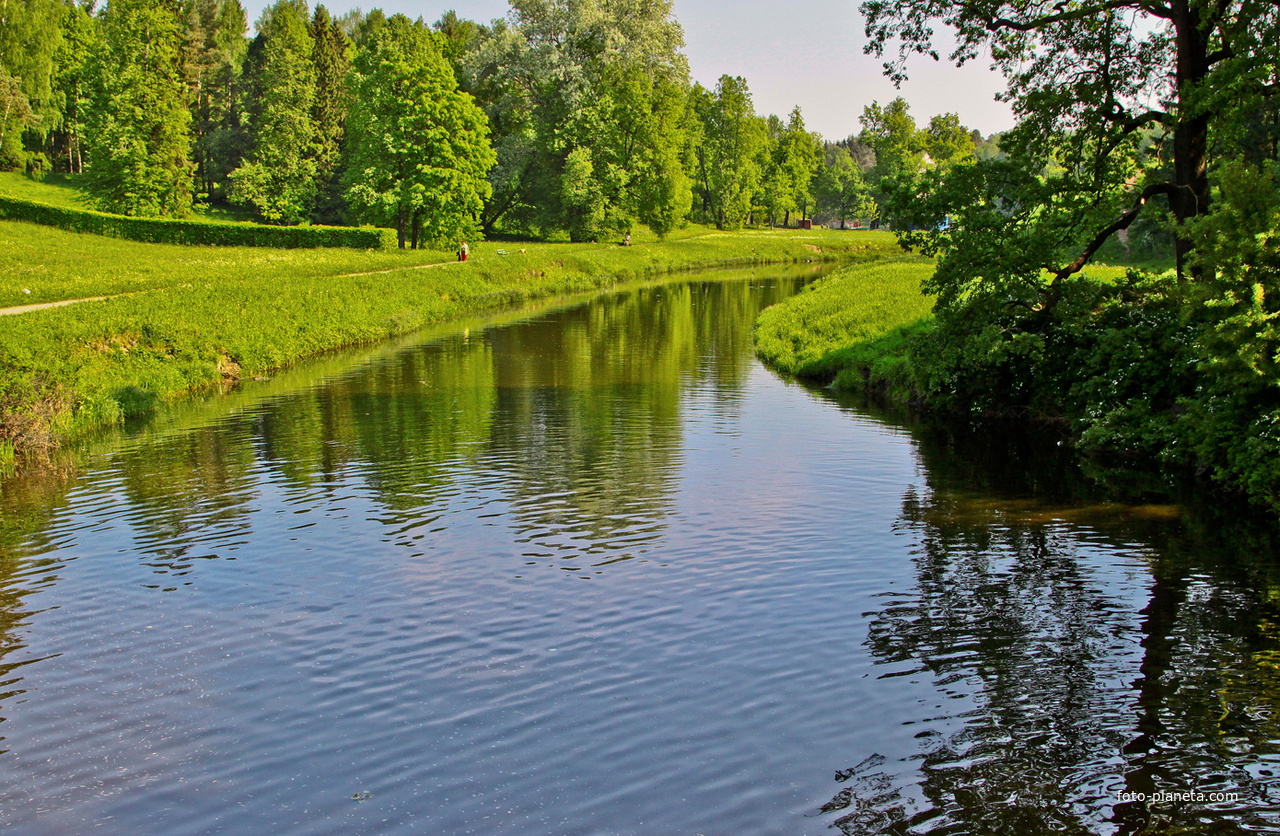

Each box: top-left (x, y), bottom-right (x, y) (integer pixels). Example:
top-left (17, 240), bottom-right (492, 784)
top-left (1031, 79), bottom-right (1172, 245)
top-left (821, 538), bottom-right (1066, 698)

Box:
top-left (783, 209), bottom-right (790, 228)
top-left (396, 209), bottom-right (406, 249)
top-left (410, 210), bottom-right (421, 250)
top-left (1170, 0), bottom-right (1212, 279)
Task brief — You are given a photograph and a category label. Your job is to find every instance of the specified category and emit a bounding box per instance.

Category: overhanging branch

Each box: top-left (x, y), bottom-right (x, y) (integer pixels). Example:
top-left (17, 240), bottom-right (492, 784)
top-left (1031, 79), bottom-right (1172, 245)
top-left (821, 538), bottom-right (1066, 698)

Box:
top-left (978, 0), bottom-right (1159, 32)
top-left (1038, 181), bottom-right (1178, 312)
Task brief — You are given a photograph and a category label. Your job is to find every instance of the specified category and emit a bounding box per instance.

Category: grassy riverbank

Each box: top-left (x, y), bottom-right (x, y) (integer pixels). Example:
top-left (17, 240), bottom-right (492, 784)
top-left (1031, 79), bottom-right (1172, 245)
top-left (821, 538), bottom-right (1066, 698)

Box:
top-left (754, 257), bottom-right (938, 400)
top-left (755, 259), bottom-right (1133, 400)
top-left (0, 220), bottom-right (894, 468)
top-left (755, 256), bottom-right (1280, 513)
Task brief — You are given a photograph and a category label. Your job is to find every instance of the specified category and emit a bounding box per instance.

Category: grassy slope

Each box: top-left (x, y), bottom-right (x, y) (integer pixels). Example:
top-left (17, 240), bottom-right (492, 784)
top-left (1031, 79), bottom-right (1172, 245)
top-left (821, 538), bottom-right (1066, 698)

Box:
top-left (755, 258), bottom-right (1135, 399)
top-left (0, 218), bottom-right (896, 465)
top-left (0, 171), bottom-right (257, 222)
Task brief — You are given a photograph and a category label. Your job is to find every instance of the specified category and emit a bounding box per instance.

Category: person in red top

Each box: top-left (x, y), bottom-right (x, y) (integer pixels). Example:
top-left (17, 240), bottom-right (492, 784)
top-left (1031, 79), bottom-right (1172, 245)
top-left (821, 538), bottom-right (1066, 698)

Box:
top-left (459, 241), bottom-right (469, 261)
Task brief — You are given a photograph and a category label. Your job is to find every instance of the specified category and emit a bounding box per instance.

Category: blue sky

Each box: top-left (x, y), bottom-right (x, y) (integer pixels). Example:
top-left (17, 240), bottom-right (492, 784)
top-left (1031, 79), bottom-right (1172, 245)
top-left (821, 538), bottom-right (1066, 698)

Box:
top-left (243, 0), bottom-right (1015, 139)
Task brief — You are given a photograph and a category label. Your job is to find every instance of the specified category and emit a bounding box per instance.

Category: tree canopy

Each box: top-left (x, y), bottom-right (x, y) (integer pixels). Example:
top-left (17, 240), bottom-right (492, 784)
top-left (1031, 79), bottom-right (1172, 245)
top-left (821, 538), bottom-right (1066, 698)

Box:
top-left (861, 0), bottom-right (1280, 287)
top-left (343, 14), bottom-right (495, 249)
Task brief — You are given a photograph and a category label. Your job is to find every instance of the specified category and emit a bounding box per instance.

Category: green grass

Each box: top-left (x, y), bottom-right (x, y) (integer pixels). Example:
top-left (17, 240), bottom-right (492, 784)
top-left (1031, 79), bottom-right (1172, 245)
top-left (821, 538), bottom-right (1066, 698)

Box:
top-left (754, 258), bottom-right (1149, 400)
top-left (0, 221), bottom-right (897, 462)
top-left (0, 171), bottom-right (257, 224)
top-left (0, 172), bottom-right (88, 209)
top-left (0, 220), bottom-right (452, 305)
top-left (755, 256), bottom-right (938, 377)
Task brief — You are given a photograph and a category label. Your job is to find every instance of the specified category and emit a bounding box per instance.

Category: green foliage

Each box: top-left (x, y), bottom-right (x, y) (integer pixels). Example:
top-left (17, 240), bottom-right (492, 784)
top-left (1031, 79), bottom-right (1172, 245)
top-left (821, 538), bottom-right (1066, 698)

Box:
top-left (815, 147), bottom-right (874, 228)
top-left (692, 76), bottom-right (765, 229)
top-left (753, 107), bottom-right (818, 228)
top-left (0, 66), bottom-right (36, 168)
top-left (229, 0), bottom-right (318, 223)
top-left (859, 0), bottom-right (1280, 276)
top-left (48, 0), bottom-right (97, 175)
top-left (0, 0), bottom-right (64, 153)
top-left (344, 15), bottom-right (495, 249)
top-left (859, 97), bottom-right (923, 178)
top-left (185, 0), bottom-right (248, 202)
top-left (83, 0), bottom-right (194, 217)
top-left (1177, 162), bottom-right (1280, 506)
top-left (922, 112), bottom-right (974, 170)
top-left (463, 0), bottom-right (691, 242)
top-left (308, 4), bottom-right (350, 224)
top-left (0, 194), bottom-right (396, 249)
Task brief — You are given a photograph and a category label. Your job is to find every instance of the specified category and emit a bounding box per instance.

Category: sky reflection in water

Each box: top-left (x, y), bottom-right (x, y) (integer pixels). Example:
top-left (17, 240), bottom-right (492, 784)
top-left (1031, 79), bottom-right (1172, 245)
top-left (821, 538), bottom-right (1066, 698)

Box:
top-left (1, 267), bottom-right (1279, 835)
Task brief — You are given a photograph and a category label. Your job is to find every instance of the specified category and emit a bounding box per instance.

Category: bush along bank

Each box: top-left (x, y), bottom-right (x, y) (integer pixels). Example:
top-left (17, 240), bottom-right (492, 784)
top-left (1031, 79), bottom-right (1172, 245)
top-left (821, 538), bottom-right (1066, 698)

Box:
top-left (756, 234), bottom-right (1280, 514)
top-left (0, 195), bottom-right (399, 249)
top-left (0, 227), bottom-right (896, 469)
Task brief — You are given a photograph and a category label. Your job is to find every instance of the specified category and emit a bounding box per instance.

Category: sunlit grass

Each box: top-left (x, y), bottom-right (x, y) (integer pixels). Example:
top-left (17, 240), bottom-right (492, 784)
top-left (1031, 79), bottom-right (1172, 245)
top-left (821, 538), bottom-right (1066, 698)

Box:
top-left (754, 257), bottom-right (937, 378)
top-left (0, 220), bottom-right (898, 461)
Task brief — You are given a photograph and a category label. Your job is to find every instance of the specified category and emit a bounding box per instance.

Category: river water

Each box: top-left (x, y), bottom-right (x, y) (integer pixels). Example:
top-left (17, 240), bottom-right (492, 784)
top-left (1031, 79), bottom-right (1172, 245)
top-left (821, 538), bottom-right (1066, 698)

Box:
top-left (2, 266), bottom-right (1280, 835)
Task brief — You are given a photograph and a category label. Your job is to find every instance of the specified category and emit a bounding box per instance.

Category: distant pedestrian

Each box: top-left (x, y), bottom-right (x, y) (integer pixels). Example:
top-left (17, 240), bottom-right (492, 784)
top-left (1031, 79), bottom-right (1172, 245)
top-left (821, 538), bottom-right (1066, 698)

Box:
top-left (623, 233), bottom-right (631, 247)
top-left (459, 241), bottom-right (469, 262)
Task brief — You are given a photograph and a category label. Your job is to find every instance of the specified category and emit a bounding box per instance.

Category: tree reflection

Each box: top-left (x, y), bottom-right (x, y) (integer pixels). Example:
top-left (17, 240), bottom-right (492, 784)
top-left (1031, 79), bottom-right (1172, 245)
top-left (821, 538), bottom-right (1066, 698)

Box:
top-left (823, 420), bottom-right (1280, 834)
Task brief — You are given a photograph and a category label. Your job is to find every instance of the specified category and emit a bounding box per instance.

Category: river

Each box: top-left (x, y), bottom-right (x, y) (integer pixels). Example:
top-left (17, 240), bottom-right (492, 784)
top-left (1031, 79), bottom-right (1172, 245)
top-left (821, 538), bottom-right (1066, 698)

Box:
top-left (1, 265), bottom-right (1279, 834)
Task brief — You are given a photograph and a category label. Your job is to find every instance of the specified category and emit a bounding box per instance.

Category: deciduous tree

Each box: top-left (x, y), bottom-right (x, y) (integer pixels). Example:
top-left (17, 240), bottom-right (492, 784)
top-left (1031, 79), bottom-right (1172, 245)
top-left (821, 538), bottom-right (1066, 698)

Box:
top-left (861, 0), bottom-right (1280, 283)
top-left (229, 0), bottom-right (318, 224)
top-left (343, 14), bottom-right (495, 249)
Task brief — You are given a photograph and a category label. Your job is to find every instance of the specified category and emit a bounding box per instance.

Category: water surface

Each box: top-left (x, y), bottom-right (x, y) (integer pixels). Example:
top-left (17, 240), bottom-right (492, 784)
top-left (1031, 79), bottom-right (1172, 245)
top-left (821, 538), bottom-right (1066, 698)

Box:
top-left (2, 266), bottom-right (1279, 834)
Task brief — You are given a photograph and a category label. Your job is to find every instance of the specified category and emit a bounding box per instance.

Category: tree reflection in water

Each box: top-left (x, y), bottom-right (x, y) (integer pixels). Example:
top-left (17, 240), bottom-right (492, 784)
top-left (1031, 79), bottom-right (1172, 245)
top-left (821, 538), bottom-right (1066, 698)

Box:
top-left (822, 418), bottom-right (1280, 834)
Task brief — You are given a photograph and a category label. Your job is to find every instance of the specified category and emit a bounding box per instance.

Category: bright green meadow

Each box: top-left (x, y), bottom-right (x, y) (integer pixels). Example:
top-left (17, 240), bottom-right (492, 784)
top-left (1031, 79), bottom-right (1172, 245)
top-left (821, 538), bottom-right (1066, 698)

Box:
top-left (0, 215), bottom-right (895, 465)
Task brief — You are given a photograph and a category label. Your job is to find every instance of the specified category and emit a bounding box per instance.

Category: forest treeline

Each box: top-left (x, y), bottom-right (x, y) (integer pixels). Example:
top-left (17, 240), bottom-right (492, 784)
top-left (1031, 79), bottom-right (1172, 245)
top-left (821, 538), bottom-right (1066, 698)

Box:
top-left (0, 0), bottom-right (995, 247)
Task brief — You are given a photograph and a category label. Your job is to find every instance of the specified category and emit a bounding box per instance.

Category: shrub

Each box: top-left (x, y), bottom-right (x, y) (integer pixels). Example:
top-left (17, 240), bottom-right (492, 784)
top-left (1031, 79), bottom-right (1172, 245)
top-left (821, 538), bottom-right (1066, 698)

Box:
top-left (0, 195), bottom-right (397, 250)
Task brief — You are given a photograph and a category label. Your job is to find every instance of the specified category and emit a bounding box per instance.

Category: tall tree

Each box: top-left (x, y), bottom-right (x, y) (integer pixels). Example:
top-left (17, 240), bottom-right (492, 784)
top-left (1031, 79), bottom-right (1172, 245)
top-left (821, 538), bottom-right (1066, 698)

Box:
top-left (463, 0), bottom-right (691, 240)
top-left (432, 9), bottom-right (481, 86)
top-left (779, 106), bottom-right (820, 226)
top-left (859, 97), bottom-right (923, 178)
top-left (0, 65), bottom-right (35, 167)
top-left (922, 112), bottom-right (974, 170)
top-left (229, 0), bottom-right (318, 224)
top-left (695, 74), bottom-right (765, 229)
top-left (816, 146), bottom-right (873, 229)
top-left (49, 0), bottom-right (98, 174)
top-left (309, 4), bottom-right (350, 223)
top-left (199, 0), bottom-right (252, 201)
top-left (83, 0), bottom-right (194, 216)
top-left (0, 0), bottom-right (65, 171)
top-left (185, 0), bottom-right (247, 200)
top-left (860, 0), bottom-right (1280, 281)
top-left (343, 14), bottom-right (495, 249)
top-left (756, 113), bottom-right (791, 227)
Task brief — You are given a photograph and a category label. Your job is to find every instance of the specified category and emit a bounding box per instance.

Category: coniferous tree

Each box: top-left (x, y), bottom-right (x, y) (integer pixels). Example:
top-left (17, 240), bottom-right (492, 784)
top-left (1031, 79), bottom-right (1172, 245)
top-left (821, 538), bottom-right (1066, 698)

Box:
top-left (84, 0), bottom-right (194, 216)
top-left (309, 4), bottom-right (349, 224)
top-left (184, 0), bottom-right (247, 201)
top-left (229, 0), bottom-right (318, 224)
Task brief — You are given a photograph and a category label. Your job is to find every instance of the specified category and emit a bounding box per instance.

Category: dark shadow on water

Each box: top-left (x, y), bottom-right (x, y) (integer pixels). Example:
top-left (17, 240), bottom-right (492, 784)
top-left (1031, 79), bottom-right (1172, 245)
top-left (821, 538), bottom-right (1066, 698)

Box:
top-left (805, 388), bottom-right (1280, 834)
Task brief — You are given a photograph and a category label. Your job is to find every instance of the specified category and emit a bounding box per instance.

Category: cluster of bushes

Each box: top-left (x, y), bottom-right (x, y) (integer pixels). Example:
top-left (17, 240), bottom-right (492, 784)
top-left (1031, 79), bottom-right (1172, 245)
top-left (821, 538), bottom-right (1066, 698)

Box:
top-left (0, 196), bottom-right (397, 250)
